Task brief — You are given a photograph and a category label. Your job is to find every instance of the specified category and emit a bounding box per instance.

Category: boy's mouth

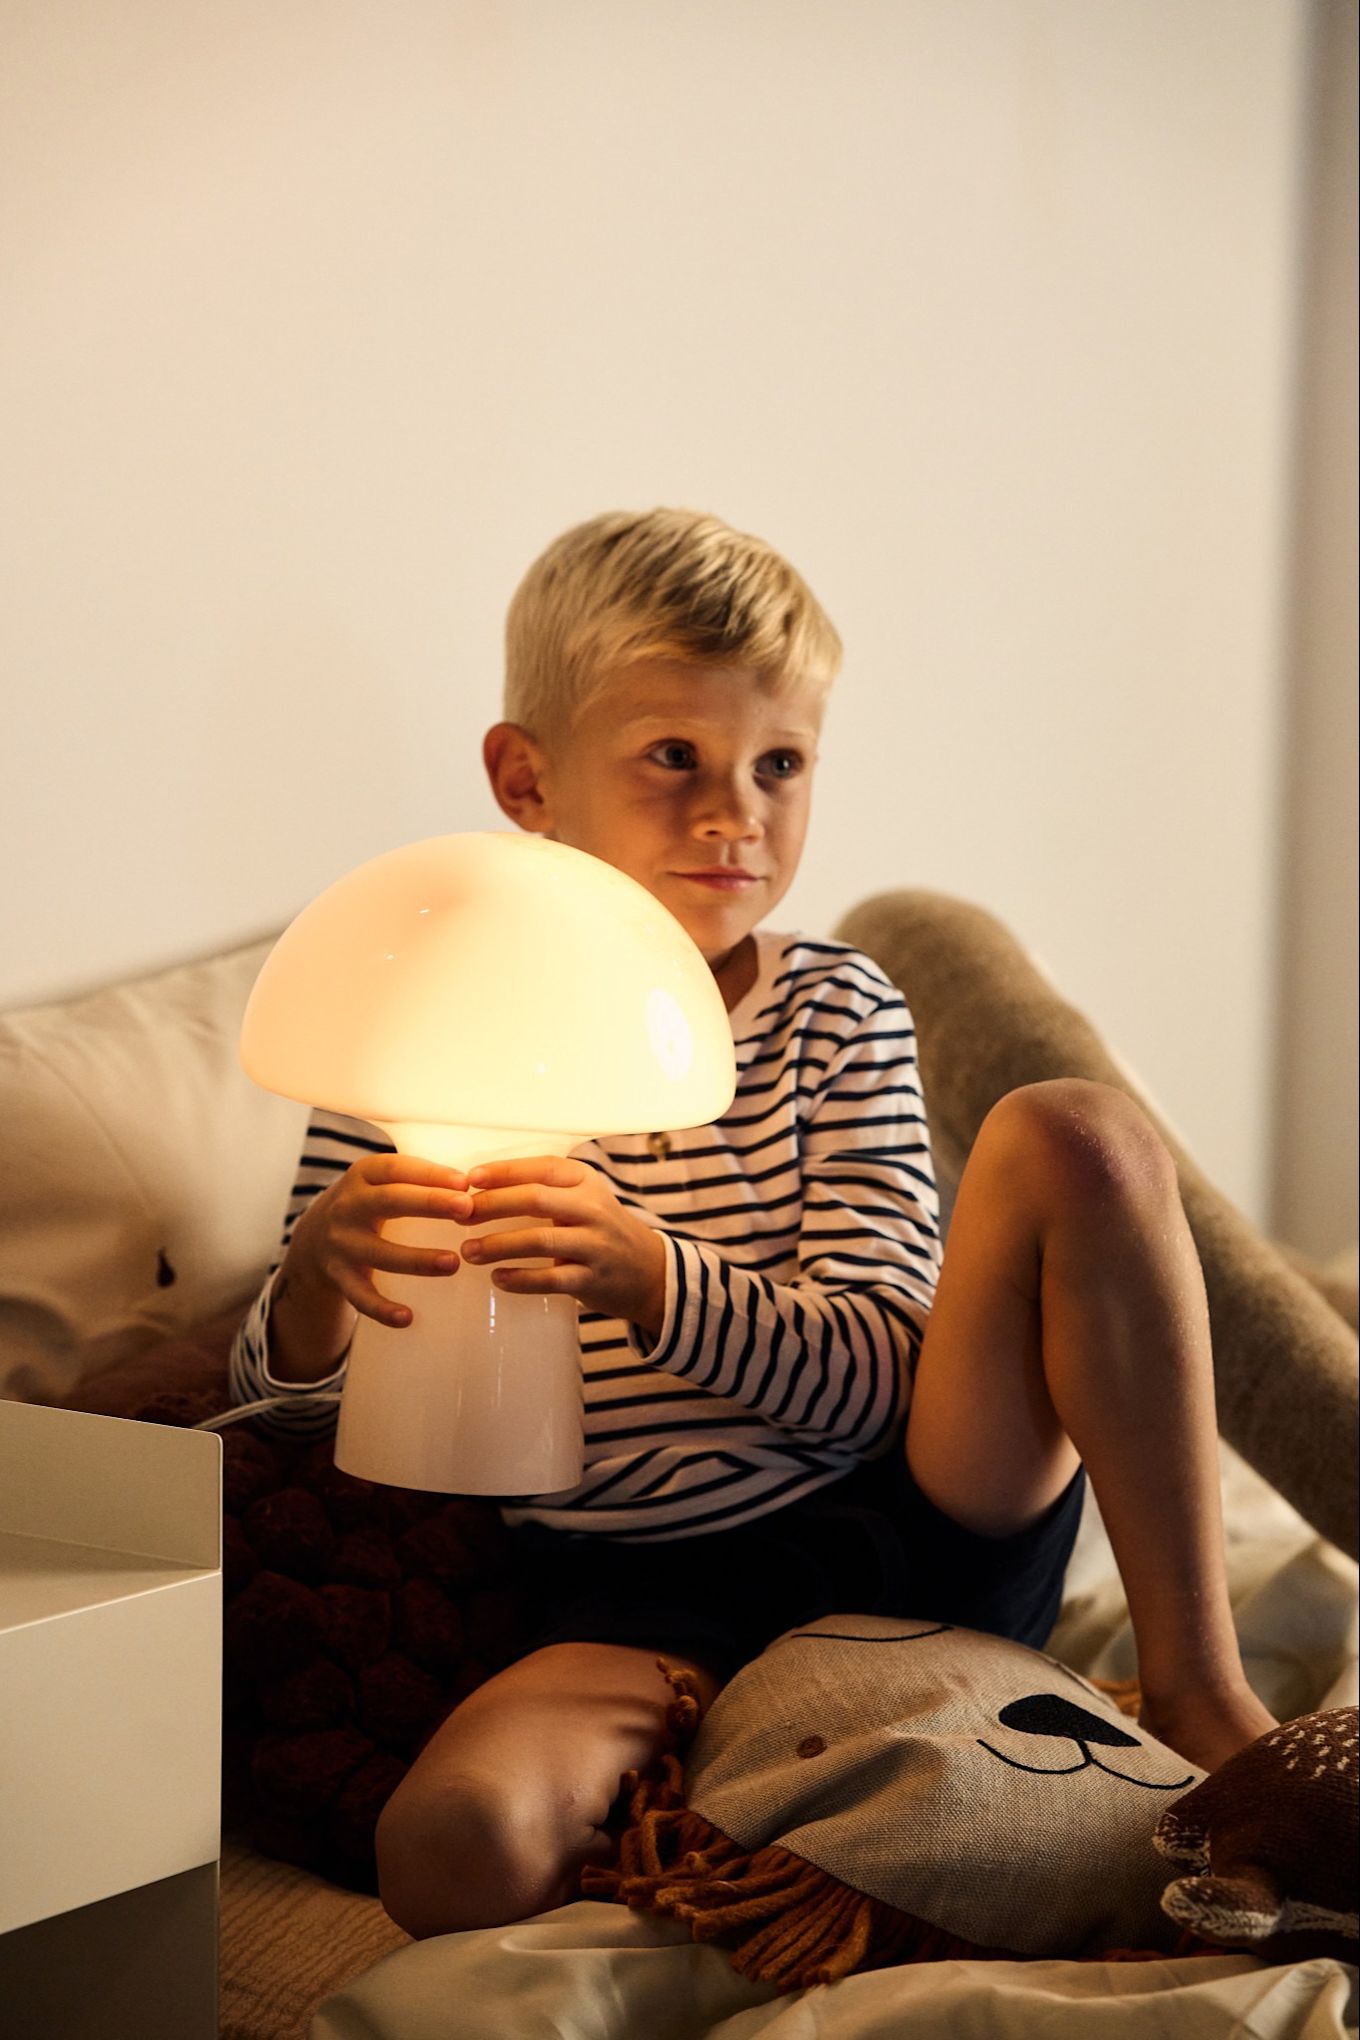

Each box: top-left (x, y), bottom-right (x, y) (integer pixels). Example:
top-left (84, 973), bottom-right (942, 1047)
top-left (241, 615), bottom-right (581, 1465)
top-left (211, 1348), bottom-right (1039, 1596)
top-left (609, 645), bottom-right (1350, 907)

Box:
top-left (676, 869), bottom-right (761, 891)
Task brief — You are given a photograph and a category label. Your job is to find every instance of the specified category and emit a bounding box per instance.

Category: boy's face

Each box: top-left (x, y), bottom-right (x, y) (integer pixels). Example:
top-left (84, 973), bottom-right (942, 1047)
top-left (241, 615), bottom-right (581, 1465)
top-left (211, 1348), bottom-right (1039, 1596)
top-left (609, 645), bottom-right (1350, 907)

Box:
top-left (486, 660), bottom-right (823, 968)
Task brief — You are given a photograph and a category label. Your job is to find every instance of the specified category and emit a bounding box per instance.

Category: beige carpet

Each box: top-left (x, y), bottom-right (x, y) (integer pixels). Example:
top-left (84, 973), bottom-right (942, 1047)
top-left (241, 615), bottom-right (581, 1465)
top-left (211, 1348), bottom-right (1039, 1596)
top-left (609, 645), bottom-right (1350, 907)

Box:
top-left (220, 1835), bottom-right (409, 2040)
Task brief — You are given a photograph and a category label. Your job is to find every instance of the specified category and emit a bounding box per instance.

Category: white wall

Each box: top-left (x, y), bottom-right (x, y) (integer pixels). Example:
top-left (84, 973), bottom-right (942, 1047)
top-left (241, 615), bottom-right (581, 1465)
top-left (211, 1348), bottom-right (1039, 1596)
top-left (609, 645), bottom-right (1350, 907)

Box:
top-left (2, 1), bottom-right (1312, 1225)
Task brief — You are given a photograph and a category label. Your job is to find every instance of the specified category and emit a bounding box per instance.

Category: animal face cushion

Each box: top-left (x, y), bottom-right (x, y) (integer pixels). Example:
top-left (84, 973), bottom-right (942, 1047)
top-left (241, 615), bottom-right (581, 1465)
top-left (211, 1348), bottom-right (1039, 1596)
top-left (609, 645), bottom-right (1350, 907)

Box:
top-left (585, 1615), bottom-right (1203, 1988)
top-left (1155, 1706), bottom-right (1358, 1965)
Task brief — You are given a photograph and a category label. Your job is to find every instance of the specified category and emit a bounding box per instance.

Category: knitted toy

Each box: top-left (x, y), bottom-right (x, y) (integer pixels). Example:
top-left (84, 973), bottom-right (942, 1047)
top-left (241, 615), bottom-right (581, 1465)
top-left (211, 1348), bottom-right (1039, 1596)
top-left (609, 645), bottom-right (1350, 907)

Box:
top-left (1155, 1706), bottom-right (1359, 1966)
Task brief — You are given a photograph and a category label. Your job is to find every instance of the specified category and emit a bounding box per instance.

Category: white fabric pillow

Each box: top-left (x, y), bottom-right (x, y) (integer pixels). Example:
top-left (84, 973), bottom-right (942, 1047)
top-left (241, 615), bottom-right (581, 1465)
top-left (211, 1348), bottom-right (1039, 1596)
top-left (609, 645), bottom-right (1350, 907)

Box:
top-left (0, 941), bottom-right (307, 1403)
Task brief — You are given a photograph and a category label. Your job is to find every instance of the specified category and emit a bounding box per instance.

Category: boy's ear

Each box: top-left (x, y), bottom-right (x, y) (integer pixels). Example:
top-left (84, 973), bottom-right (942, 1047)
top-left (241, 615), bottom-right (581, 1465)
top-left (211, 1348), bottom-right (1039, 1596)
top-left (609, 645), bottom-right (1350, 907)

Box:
top-left (483, 722), bottom-right (553, 833)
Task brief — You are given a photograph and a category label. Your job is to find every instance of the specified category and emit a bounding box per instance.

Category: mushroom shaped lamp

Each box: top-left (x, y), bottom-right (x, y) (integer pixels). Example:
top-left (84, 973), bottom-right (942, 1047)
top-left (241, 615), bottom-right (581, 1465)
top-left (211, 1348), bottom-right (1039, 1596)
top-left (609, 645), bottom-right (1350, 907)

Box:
top-left (240, 832), bottom-right (736, 1495)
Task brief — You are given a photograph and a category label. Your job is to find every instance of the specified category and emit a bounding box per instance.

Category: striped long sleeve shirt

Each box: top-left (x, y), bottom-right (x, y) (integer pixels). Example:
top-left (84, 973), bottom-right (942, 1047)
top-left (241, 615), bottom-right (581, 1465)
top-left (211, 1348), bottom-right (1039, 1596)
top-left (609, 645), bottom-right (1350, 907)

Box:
top-left (229, 931), bottom-right (941, 1540)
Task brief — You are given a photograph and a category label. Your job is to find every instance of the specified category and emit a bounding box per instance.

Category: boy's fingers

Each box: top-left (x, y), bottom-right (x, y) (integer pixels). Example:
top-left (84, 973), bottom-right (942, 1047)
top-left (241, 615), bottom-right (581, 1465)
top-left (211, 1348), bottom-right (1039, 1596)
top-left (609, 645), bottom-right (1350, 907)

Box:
top-left (489, 1265), bottom-right (586, 1296)
top-left (362, 1155), bottom-right (469, 1191)
top-left (360, 1240), bottom-right (461, 1279)
top-left (332, 1268), bottom-right (413, 1328)
top-left (466, 1157), bottom-right (585, 1191)
top-left (464, 1185), bottom-right (582, 1225)
top-left (365, 1184), bottom-right (473, 1223)
top-left (464, 1226), bottom-right (567, 1265)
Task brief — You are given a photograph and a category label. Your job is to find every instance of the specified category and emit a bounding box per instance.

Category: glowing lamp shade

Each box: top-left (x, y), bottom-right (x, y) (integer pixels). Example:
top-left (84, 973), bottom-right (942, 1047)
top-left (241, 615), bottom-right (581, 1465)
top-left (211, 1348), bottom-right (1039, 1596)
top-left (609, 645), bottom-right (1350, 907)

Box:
top-left (240, 832), bottom-right (736, 1495)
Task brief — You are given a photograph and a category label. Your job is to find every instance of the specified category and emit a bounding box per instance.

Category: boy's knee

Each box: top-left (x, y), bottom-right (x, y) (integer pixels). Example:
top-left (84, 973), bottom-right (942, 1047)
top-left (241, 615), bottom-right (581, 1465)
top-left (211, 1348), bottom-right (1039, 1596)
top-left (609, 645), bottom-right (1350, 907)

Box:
top-left (981, 1080), bottom-right (1177, 1214)
top-left (376, 1767), bottom-right (573, 1939)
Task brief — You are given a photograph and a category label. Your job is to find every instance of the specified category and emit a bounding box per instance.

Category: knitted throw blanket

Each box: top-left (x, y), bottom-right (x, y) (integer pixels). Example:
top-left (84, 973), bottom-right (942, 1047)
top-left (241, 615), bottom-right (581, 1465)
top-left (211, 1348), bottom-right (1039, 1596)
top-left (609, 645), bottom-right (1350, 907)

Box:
top-left (135, 1382), bottom-right (526, 1890)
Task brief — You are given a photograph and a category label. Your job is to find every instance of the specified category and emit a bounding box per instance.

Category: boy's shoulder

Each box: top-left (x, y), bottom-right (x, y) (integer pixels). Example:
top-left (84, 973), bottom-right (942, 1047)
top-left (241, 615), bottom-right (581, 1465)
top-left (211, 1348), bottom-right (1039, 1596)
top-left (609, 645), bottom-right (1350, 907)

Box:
top-left (747, 930), bottom-right (908, 1031)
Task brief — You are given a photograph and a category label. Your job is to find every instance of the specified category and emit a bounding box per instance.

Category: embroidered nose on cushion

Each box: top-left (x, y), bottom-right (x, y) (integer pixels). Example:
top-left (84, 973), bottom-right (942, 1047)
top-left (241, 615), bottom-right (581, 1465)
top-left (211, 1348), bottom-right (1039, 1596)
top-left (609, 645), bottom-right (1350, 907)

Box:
top-left (978, 1694), bottom-right (1195, 1790)
top-left (586, 1615), bottom-right (1203, 1987)
top-left (999, 1694), bottom-right (1141, 1745)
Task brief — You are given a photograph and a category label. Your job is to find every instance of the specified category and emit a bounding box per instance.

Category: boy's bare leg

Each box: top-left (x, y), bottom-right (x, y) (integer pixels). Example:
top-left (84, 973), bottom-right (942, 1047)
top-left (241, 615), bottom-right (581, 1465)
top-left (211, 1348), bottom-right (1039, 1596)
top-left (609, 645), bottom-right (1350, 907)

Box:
top-left (375, 1642), bottom-right (720, 1938)
top-left (905, 1078), bottom-right (1275, 1774)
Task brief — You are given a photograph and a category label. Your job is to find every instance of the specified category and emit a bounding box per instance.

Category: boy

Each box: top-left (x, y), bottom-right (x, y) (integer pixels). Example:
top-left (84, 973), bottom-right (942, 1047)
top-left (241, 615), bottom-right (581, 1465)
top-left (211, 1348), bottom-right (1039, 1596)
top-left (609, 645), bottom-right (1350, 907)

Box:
top-left (230, 508), bottom-right (1275, 1941)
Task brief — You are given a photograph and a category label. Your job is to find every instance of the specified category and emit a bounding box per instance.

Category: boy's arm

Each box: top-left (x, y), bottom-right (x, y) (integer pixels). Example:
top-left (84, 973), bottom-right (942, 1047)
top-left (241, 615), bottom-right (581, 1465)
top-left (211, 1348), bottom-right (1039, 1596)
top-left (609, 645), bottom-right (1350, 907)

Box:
top-left (629, 991), bottom-right (941, 1456)
top-left (228, 1110), bottom-right (395, 1433)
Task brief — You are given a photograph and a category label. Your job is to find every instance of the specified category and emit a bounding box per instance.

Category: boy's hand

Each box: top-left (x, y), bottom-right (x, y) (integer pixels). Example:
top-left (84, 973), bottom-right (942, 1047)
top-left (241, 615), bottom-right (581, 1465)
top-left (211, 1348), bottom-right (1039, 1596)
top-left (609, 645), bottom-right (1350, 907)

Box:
top-left (461, 1158), bottom-right (668, 1337)
top-left (287, 1154), bottom-right (473, 1329)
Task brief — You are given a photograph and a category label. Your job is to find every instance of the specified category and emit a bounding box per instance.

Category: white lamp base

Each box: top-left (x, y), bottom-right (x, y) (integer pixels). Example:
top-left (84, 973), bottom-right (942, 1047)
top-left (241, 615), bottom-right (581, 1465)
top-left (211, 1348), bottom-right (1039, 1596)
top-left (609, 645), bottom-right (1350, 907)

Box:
top-left (334, 1219), bottom-right (584, 1495)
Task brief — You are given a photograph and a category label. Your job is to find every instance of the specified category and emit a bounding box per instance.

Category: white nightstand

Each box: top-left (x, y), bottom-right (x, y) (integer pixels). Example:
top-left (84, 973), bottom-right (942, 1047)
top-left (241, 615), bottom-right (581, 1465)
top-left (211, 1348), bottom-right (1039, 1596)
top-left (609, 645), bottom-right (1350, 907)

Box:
top-left (0, 1401), bottom-right (222, 2039)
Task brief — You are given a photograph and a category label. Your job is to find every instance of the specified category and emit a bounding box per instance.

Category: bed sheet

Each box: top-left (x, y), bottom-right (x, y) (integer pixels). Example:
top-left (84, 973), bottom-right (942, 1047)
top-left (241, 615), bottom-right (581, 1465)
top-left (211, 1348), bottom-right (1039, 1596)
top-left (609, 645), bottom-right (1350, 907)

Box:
top-left (310, 1903), bottom-right (1357, 2040)
top-left (311, 1442), bottom-right (1359, 2040)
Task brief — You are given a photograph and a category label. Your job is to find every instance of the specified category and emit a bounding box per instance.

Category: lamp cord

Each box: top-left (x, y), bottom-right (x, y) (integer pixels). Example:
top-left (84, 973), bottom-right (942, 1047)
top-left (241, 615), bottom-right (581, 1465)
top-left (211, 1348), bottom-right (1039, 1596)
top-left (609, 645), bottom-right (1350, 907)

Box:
top-left (194, 1394), bottom-right (342, 1432)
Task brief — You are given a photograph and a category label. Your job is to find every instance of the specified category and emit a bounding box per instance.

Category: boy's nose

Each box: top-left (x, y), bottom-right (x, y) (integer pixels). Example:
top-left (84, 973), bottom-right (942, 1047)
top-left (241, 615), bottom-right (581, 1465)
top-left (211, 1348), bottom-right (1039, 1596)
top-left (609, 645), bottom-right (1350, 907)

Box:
top-left (695, 782), bottom-right (763, 839)
top-left (697, 806), bottom-right (762, 841)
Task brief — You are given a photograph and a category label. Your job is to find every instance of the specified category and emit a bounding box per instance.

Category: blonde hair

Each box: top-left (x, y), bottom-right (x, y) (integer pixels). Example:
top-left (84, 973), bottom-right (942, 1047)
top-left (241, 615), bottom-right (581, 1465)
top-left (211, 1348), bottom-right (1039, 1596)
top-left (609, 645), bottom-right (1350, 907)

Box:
top-left (503, 508), bottom-right (842, 743)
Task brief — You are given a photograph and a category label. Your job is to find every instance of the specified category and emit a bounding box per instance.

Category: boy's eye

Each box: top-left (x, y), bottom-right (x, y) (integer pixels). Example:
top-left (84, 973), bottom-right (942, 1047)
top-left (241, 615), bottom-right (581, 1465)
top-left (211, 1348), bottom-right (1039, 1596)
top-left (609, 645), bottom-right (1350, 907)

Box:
top-left (649, 740), bottom-right (697, 770)
top-left (760, 749), bottom-right (803, 780)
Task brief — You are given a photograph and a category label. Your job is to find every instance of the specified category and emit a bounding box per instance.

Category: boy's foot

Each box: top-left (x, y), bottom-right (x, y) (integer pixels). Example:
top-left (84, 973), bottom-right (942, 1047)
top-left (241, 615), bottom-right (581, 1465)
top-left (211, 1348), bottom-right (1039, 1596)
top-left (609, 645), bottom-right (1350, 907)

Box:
top-left (1140, 1683), bottom-right (1278, 1776)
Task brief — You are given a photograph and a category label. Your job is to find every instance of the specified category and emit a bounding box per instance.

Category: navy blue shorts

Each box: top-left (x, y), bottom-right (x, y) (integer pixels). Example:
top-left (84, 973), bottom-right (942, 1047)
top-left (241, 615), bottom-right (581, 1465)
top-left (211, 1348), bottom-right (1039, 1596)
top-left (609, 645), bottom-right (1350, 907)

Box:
top-left (512, 1449), bottom-right (1087, 1681)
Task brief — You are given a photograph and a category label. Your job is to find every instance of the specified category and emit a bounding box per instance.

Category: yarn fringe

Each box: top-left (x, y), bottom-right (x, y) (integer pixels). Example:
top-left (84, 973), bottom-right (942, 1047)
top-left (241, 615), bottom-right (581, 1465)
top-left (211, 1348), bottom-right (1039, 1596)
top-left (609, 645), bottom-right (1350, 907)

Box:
top-left (1089, 1675), bottom-right (1144, 1720)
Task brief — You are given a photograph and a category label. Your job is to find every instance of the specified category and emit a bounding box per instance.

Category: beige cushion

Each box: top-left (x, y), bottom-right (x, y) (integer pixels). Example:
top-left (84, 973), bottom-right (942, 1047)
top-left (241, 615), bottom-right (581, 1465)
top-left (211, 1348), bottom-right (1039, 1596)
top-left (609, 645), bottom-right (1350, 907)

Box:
top-left (592, 1618), bottom-right (1200, 1985)
top-left (0, 941), bottom-right (306, 1404)
top-left (688, 1618), bottom-right (1196, 1956)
